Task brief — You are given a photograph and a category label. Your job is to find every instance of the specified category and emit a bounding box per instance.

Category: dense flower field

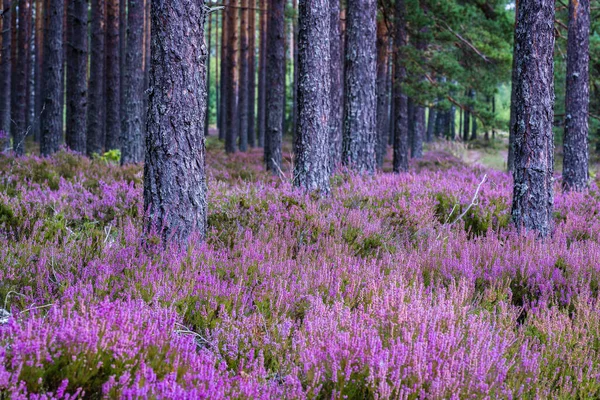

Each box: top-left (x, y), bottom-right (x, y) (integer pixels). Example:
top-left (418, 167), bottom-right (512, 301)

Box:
top-left (2, 144), bottom-right (600, 398)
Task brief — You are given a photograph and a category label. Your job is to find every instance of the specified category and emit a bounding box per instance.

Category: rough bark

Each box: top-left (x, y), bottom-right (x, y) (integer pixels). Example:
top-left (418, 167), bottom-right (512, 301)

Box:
top-left (144, 0), bottom-right (208, 244)
top-left (375, 16), bottom-right (389, 168)
top-left (219, 3), bottom-right (227, 139)
top-left (12, 0), bottom-right (31, 155)
top-left (66, 0), bottom-right (87, 153)
top-left (238, 0), bottom-right (249, 151)
top-left (33, 0), bottom-right (42, 142)
top-left (121, 0), bottom-right (144, 164)
top-left (563, 0), bottom-right (590, 192)
top-left (224, 0), bottom-right (238, 153)
top-left (511, 0), bottom-right (555, 237)
top-left (119, 0), bottom-right (126, 141)
top-left (105, 0), bottom-right (120, 150)
top-left (264, 0), bottom-right (285, 172)
top-left (294, 0), bottom-right (330, 193)
top-left (342, 0), bottom-right (377, 174)
top-left (392, 0), bottom-right (408, 172)
top-left (247, 1), bottom-right (256, 147)
top-left (87, 0), bottom-right (105, 155)
top-left (0, 0), bottom-right (11, 147)
top-left (256, 0), bottom-right (267, 147)
top-left (40, 0), bottom-right (64, 156)
top-left (329, 0), bottom-right (343, 171)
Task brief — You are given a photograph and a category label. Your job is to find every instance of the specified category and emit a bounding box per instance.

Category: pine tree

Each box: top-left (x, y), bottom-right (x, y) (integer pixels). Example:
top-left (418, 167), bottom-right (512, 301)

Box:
top-left (224, 0), bottom-right (238, 154)
top-left (87, 0), bottom-right (105, 156)
top-left (511, 0), bottom-right (555, 237)
top-left (105, 0), bottom-right (121, 151)
top-left (144, 0), bottom-right (208, 244)
top-left (0, 0), bottom-right (11, 148)
top-left (247, 1), bottom-right (256, 147)
top-left (392, 0), bottom-right (408, 173)
top-left (376, 15), bottom-right (389, 168)
top-left (256, 0), bottom-right (267, 147)
top-left (293, 0), bottom-right (330, 193)
top-left (562, 0), bottom-right (590, 192)
top-left (238, 0), bottom-right (249, 152)
top-left (328, 0), bottom-right (342, 171)
top-left (12, 0), bottom-right (31, 155)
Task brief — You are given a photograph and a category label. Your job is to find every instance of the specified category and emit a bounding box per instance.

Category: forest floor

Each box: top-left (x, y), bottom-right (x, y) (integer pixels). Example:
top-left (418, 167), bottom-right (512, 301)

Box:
top-left (1, 139), bottom-right (600, 398)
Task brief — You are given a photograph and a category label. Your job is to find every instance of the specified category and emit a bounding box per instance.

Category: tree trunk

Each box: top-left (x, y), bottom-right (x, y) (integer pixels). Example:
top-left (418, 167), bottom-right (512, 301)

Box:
top-left (247, 1), bottom-right (256, 147)
top-left (87, 0), bottom-right (105, 156)
top-left (343, 0), bottom-right (377, 174)
top-left (119, 0), bottom-right (126, 144)
top-left (121, 0), bottom-right (144, 164)
top-left (407, 97), bottom-right (414, 154)
top-left (256, 0), bottom-right (267, 147)
top-left (264, 0), bottom-right (285, 172)
top-left (219, 3), bottom-right (227, 140)
top-left (40, 0), bottom-right (64, 155)
top-left (238, 0), bottom-right (249, 151)
top-left (12, 0), bottom-right (31, 155)
top-left (0, 0), bottom-right (12, 148)
top-left (469, 90), bottom-right (477, 140)
top-left (426, 105), bottom-right (435, 143)
top-left (224, 0), bottom-right (238, 153)
top-left (144, 0), bottom-right (208, 245)
top-left (294, 0), bottom-right (330, 193)
top-left (563, 0), bottom-right (590, 192)
top-left (463, 93), bottom-right (470, 142)
top-left (413, 104), bottom-right (424, 158)
top-left (66, 0), bottom-right (87, 153)
top-left (375, 16), bottom-right (389, 168)
top-left (104, 0), bottom-right (120, 150)
top-left (392, 0), bottom-right (408, 172)
top-left (32, 0), bottom-right (43, 142)
top-left (205, 11), bottom-right (211, 137)
top-left (511, 0), bottom-right (555, 237)
top-left (329, 0), bottom-right (342, 171)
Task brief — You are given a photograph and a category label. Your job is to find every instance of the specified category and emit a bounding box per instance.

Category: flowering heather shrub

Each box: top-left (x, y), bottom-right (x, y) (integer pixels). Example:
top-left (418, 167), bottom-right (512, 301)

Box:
top-left (2, 146), bottom-right (600, 398)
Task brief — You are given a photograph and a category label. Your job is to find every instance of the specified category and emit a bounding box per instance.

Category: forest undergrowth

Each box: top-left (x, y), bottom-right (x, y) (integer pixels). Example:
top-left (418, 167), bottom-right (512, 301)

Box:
top-left (2, 142), bottom-right (600, 398)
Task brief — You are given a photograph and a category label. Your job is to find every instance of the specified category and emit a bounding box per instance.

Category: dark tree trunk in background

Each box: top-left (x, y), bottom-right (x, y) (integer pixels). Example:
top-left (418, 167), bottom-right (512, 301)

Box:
top-left (264, 0), bottom-right (285, 172)
top-left (224, 0), bottom-right (238, 153)
top-left (375, 16), bottom-right (389, 168)
top-left (392, 0), bottom-right (408, 172)
top-left (426, 106), bottom-right (435, 143)
top-left (121, 0), bottom-right (144, 163)
top-left (12, 0), bottom-right (31, 155)
top-left (413, 104), bottom-right (424, 158)
top-left (247, 3), bottom-right (256, 147)
top-left (469, 90), bottom-right (477, 140)
top-left (10, 6), bottom-right (16, 148)
top-left (563, 0), bottom-right (590, 192)
top-left (407, 97), bottom-right (414, 154)
top-left (119, 0), bottom-right (126, 142)
top-left (0, 0), bottom-right (11, 146)
top-left (343, 0), bottom-right (377, 174)
top-left (87, 0), bottom-right (105, 155)
top-left (238, 0), bottom-right (249, 151)
top-left (66, 0), bottom-right (88, 153)
top-left (257, 0), bottom-right (267, 147)
top-left (219, 5), bottom-right (227, 139)
top-left (40, 0), bottom-right (64, 155)
top-left (205, 12), bottom-right (211, 137)
top-left (33, 0), bottom-right (43, 142)
top-left (511, 0), bottom-right (555, 237)
top-left (449, 106), bottom-right (456, 140)
top-left (507, 5), bottom-right (519, 172)
top-left (144, 0), bottom-right (208, 245)
top-left (329, 0), bottom-right (342, 171)
top-left (294, 0), bottom-right (330, 193)
top-left (105, 0), bottom-right (120, 150)
top-left (463, 95), bottom-right (470, 141)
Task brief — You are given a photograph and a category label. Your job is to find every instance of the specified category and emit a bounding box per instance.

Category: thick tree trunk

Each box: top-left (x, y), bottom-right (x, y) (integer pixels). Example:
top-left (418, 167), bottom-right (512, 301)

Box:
top-left (87, 0), bottom-right (105, 156)
top-left (256, 0), bottom-right (267, 147)
top-left (40, 0), bottom-right (64, 155)
top-left (511, 0), bottom-right (555, 237)
top-left (66, 0), bottom-right (88, 153)
top-left (375, 16), bottom-right (389, 168)
top-left (343, 0), bottom-right (377, 174)
top-left (121, 0), bottom-right (144, 164)
top-left (12, 0), bottom-right (31, 155)
top-left (238, 0), bottom-right (249, 151)
top-left (294, 0), bottom-right (330, 193)
top-left (0, 0), bottom-right (11, 148)
top-left (247, 2), bottom-right (256, 147)
top-left (329, 0), bottom-right (342, 171)
top-left (144, 0), bottom-right (208, 244)
top-left (264, 0), bottom-right (285, 172)
top-left (563, 0), bottom-right (590, 192)
top-left (105, 0), bottom-right (120, 150)
top-left (224, 0), bottom-right (238, 153)
top-left (392, 0), bottom-right (408, 172)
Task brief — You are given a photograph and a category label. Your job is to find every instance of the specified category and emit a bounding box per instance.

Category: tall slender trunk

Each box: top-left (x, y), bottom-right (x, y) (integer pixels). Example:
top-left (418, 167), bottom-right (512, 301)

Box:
top-left (0, 0), bottom-right (12, 148)
top-left (375, 16), bottom-right (389, 168)
top-left (392, 0), bottom-right (408, 172)
top-left (343, 0), bottom-right (377, 173)
top-left (215, 13), bottom-right (220, 134)
top-left (119, 0), bottom-right (126, 143)
top-left (511, 0), bottom-right (555, 237)
top-left (563, 0), bottom-right (590, 192)
top-left (407, 97), bottom-right (414, 154)
top-left (40, 0), bottom-right (64, 155)
top-left (87, 0), bottom-right (105, 155)
top-left (224, 0), bottom-right (238, 153)
top-left (413, 105), bottom-right (424, 158)
top-left (294, 0), bottom-right (330, 193)
top-left (426, 105), bottom-right (435, 143)
top-left (469, 90), bottom-right (477, 140)
top-left (264, 0), bottom-right (285, 172)
top-left (256, 0), bottom-right (267, 147)
top-left (33, 0), bottom-right (43, 142)
top-left (121, 0), bottom-right (144, 164)
top-left (247, 1), bottom-right (256, 147)
top-left (144, 0), bottom-right (208, 245)
top-left (463, 90), bottom-right (470, 142)
top-left (104, 0), bottom-right (120, 150)
top-left (329, 0), bottom-right (342, 171)
top-left (205, 11), bottom-right (211, 137)
top-left (219, 3), bottom-right (227, 139)
top-left (12, 0), bottom-right (32, 154)
top-left (238, 0), bottom-right (249, 151)
top-left (65, 0), bottom-right (88, 153)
